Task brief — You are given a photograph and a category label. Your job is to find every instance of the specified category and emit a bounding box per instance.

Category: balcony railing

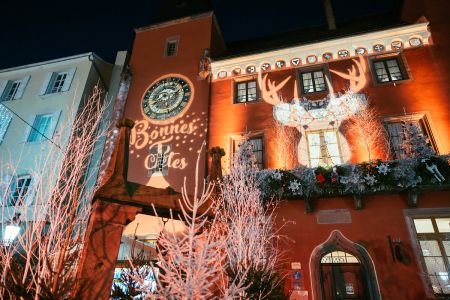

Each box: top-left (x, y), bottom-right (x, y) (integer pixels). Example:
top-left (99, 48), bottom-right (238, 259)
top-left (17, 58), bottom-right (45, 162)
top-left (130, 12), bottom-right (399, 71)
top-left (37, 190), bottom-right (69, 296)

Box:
top-left (255, 155), bottom-right (450, 212)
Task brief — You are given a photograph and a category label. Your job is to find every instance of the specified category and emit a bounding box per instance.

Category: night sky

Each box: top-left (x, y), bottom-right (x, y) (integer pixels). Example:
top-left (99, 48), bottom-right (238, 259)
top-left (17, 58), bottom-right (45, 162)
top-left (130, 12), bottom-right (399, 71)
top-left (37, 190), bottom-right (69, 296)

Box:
top-left (0, 0), bottom-right (402, 70)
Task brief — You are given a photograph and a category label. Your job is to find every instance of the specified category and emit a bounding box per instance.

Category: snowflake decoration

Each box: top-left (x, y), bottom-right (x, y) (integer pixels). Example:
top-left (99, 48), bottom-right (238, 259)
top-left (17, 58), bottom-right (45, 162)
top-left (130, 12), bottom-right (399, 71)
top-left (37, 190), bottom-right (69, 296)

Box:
top-left (364, 174), bottom-right (377, 186)
top-left (340, 176), bottom-right (349, 184)
top-left (376, 163), bottom-right (390, 175)
top-left (272, 170), bottom-right (282, 181)
top-left (289, 181), bottom-right (301, 192)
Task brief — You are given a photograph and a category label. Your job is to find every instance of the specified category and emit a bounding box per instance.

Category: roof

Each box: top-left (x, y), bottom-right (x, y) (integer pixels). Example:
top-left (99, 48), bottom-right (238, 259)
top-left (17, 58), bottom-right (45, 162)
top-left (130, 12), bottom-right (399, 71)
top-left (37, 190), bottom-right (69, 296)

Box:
top-left (215, 11), bottom-right (408, 60)
top-left (0, 52), bottom-right (110, 74)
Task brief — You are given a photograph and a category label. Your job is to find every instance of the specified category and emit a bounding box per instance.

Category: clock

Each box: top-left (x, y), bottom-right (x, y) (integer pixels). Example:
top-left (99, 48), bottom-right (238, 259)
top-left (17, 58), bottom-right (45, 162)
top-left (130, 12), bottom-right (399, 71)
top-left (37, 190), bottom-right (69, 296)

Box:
top-left (142, 76), bottom-right (192, 121)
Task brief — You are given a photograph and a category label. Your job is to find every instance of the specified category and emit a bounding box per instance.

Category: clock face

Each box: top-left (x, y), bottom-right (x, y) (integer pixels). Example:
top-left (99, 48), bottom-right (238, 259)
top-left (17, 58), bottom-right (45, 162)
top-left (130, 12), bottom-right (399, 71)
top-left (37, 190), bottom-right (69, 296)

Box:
top-left (142, 76), bottom-right (192, 121)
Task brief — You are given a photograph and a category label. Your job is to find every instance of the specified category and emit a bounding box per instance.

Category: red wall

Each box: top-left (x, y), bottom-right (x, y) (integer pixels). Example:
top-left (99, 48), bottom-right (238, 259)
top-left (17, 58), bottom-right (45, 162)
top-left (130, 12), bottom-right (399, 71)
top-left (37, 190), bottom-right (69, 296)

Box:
top-left (124, 13), bottom-right (219, 192)
top-left (209, 44), bottom-right (450, 170)
top-left (207, 3), bottom-right (450, 298)
top-left (276, 191), bottom-right (450, 299)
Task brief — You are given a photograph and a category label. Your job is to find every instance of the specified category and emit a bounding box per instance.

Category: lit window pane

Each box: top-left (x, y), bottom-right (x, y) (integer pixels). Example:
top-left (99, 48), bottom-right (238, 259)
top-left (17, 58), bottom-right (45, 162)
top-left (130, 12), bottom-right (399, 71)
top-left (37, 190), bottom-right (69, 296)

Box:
top-left (324, 131), bottom-right (338, 144)
top-left (310, 158), bottom-right (319, 167)
top-left (302, 73), bottom-right (314, 93)
top-left (237, 82), bottom-right (246, 90)
top-left (308, 133), bottom-right (320, 146)
top-left (436, 219), bottom-right (450, 233)
top-left (309, 146), bottom-right (320, 159)
top-left (424, 256), bottom-right (446, 274)
top-left (414, 219), bottom-right (435, 233)
top-left (420, 240), bottom-right (442, 257)
top-left (313, 71), bottom-right (326, 91)
top-left (442, 241), bottom-right (450, 256)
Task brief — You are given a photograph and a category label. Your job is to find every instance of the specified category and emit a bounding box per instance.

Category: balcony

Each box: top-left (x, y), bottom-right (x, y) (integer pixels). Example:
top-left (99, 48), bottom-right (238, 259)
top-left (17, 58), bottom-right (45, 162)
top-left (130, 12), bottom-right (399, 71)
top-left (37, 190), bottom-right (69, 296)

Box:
top-left (255, 155), bottom-right (450, 213)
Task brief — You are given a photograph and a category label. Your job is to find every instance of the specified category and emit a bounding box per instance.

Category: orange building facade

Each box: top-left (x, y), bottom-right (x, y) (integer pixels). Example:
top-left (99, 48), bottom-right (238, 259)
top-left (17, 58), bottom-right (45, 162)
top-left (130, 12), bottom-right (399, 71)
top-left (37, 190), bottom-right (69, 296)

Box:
top-left (78, 1), bottom-right (450, 299)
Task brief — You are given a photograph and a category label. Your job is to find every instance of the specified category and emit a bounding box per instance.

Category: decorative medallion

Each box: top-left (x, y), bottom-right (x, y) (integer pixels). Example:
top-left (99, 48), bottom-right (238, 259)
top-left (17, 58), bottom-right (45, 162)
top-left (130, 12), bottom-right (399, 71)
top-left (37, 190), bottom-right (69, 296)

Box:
top-left (409, 37), bottom-right (422, 47)
top-left (218, 71), bottom-right (227, 79)
top-left (373, 44), bottom-right (385, 52)
top-left (391, 41), bottom-right (403, 50)
top-left (338, 50), bottom-right (349, 58)
top-left (322, 52), bottom-right (333, 61)
top-left (291, 58), bottom-right (301, 66)
top-left (142, 76), bottom-right (192, 121)
top-left (307, 55), bottom-right (317, 64)
top-left (246, 65), bottom-right (256, 74)
top-left (232, 68), bottom-right (241, 76)
top-left (355, 47), bottom-right (366, 55)
top-left (275, 60), bottom-right (286, 69)
top-left (261, 63), bottom-right (271, 71)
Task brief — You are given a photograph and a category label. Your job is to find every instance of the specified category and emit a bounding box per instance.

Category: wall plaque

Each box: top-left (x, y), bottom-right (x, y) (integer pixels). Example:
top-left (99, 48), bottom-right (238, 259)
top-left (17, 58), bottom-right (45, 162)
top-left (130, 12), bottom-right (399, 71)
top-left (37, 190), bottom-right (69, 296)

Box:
top-left (317, 209), bottom-right (352, 224)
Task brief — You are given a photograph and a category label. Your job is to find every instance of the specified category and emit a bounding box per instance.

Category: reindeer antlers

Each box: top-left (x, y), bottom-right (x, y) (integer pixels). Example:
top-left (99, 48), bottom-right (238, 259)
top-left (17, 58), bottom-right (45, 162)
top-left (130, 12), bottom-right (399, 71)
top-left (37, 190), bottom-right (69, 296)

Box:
top-left (330, 55), bottom-right (367, 93)
top-left (258, 72), bottom-right (291, 105)
top-left (258, 55), bottom-right (367, 105)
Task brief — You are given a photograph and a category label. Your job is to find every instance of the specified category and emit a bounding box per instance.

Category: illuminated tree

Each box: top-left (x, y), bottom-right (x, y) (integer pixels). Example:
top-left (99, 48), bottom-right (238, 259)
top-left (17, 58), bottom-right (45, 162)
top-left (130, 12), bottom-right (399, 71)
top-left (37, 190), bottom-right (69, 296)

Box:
top-left (271, 120), bottom-right (299, 170)
top-left (0, 85), bottom-right (109, 299)
top-left (220, 141), bottom-right (287, 299)
top-left (128, 150), bottom-right (246, 299)
top-left (130, 143), bottom-right (287, 299)
top-left (344, 104), bottom-right (390, 162)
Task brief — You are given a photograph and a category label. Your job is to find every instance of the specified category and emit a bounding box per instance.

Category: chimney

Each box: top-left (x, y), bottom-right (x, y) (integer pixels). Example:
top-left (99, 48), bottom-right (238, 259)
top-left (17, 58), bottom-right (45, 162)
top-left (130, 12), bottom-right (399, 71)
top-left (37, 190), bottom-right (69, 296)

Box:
top-left (322, 0), bottom-right (337, 30)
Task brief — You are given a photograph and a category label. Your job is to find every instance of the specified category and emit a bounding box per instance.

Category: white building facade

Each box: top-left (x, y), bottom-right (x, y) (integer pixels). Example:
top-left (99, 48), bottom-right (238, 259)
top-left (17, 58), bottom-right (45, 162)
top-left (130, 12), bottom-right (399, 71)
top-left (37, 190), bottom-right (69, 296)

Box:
top-left (0, 52), bottom-right (127, 241)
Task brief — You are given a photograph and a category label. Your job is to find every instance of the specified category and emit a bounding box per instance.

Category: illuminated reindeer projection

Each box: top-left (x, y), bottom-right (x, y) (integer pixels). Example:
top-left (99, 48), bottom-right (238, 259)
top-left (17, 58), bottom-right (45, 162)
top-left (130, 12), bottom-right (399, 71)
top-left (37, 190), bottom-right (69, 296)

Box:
top-left (258, 56), bottom-right (368, 166)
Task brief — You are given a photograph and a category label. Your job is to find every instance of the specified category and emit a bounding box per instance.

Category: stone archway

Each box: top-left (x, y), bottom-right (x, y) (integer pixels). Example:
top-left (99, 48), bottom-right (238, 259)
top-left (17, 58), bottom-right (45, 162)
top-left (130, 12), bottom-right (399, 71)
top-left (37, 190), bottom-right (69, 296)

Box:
top-left (309, 230), bottom-right (381, 300)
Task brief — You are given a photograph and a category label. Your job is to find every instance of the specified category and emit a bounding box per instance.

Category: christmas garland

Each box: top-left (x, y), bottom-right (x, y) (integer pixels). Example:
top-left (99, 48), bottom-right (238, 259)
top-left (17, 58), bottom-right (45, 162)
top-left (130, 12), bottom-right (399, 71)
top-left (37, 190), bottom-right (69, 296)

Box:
top-left (255, 155), bottom-right (450, 199)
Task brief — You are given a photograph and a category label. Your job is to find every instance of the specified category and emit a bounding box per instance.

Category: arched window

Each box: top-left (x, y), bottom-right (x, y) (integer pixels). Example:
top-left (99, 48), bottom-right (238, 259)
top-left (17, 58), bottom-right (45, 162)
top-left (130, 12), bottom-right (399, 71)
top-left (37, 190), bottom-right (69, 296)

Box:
top-left (321, 251), bottom-right (359, 264)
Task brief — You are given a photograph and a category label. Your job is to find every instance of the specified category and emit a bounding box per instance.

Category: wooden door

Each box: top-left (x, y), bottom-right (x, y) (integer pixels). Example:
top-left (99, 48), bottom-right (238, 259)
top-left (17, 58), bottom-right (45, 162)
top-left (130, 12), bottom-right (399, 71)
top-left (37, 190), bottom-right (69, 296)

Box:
top-left (321, 263), bottom-right (366, 300)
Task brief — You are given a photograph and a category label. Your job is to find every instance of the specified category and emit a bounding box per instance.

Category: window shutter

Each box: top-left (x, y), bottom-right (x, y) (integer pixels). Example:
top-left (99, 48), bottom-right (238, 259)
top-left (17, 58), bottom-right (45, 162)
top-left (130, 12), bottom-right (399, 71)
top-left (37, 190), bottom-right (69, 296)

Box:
top-left (14, 75), bottom-right (31, 100)
top-left (0, 174), bottom-right (13, 206)
top-left (49, 111), bottom-right (62, 138)
top-left (0, 81), bottom-right (7, 99)
top-left (23, 175), bottom-right (34, 206)
top-left (61, 67), bottom-right (76, 92)
top-left (0, 104), bottom-right (13, 143)
top-left (39, 72), bottom-right (53, 95)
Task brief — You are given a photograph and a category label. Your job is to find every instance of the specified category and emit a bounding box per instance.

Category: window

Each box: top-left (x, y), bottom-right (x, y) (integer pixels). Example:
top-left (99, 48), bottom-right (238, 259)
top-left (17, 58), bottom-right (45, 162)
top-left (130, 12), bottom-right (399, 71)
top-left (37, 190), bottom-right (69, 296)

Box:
top-left (8, 175), bottom-right (32, 206)
top-left (165, 39), bottom-right (178, 57)
top-left (384, 114), bottom-right (436, 159)
top-left (157, 152), bottom-right (166, 173)
top-left (39, 68), bottom-right (76, 95)
top-left (0, 104), bottom-right (13, 144)
top-left (49, 72), bottom-right (67, 93)
top-left (372, 56), bottom-right (407, 83)
top-left (412, 217), bottom-right (450, 295)
top-left (2, 80), bottom-right (20, 101)
top-left (148, 144), bottom-right (170, 176)
top-left (231, 135), bottom-right (264, 170)
top-left (235, 80), bottom-right (258, 103)
top-left (0, 76), bottom-right (30, 102)
top-left (27, 114), bottom-right (53, 143)
top-left (307, 130), bottom-right (342, 167)
top-left (299, 69), bottom-right (327, 94)
top-left (321, 251), bottom-right (359, 264)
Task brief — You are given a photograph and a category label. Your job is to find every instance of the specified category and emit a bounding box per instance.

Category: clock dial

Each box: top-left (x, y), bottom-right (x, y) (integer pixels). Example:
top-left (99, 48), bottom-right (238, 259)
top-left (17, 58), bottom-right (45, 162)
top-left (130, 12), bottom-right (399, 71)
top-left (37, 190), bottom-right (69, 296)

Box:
top-left (142, 76), bottom-right (192, 121)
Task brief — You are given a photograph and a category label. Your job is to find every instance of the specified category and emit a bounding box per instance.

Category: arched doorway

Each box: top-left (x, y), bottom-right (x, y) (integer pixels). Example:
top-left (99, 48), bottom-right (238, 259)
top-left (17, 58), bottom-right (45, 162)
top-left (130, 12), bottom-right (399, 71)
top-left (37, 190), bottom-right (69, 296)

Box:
top-left (309, 230), bottom-right (381, 300)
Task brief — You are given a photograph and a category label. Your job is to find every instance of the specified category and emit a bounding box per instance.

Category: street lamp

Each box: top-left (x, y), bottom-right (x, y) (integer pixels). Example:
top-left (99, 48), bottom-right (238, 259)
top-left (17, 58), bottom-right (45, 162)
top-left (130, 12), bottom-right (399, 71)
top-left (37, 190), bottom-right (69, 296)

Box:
top-left (3, 213), bottom-right (21, 246)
